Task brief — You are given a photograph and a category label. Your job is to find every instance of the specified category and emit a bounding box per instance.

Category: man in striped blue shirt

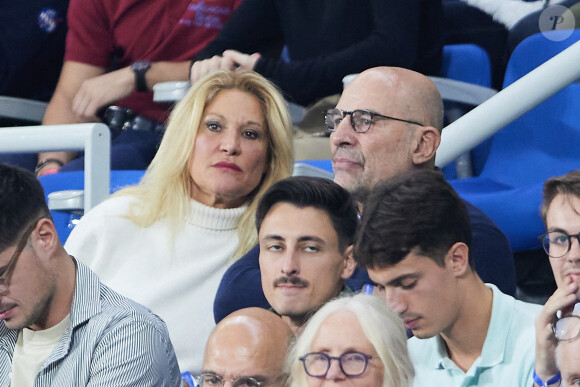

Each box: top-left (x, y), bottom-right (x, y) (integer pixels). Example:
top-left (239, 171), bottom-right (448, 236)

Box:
top-left (0, 164), bottom-right (183, 386)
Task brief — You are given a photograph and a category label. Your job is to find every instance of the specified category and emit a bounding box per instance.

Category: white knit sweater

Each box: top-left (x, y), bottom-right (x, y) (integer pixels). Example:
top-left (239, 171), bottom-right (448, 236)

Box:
top-left (65, 195), bottom-right (246, 373)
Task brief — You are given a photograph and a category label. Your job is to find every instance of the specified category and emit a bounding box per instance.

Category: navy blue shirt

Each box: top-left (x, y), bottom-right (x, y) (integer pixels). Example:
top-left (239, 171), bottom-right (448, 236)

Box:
top-left (213, 199), bottom-right (515, 323)
top-left (0, 0), bottom-right (69, 102)
top-left (194, 0), bottom-right (443, 106)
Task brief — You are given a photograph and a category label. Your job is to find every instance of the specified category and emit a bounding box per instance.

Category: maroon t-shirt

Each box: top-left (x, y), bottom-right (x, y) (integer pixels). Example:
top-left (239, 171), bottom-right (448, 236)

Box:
top-left (65, 0), bottom-right (242, 122)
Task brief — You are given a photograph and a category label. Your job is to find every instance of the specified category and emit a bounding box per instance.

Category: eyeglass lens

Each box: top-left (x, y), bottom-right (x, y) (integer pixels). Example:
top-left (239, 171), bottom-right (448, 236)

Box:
top-left (325, 109), bottom-right (373, 133)
top-left (542, 231), bottom-right (580, 258)
top-left (301, 351), bottom-right (370, 377)
top-left (553, 315), bottom-right (580, 341)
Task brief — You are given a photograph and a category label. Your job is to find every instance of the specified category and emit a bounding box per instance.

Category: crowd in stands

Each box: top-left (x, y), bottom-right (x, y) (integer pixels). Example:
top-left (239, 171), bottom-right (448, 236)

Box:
top-left (1, 0), bottom-right (580, 385)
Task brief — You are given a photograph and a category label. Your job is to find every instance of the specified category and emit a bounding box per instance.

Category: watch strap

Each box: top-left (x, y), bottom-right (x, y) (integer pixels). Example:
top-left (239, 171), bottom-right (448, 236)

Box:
top-left (131, 61), bottom-right (151, 92)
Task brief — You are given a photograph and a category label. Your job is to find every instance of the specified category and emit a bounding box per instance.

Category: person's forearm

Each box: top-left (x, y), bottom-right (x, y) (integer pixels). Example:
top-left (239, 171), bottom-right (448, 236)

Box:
top-left (144, 61), bottom-right (191, 90)
top-left (39, 90), bottom-right (83, 171)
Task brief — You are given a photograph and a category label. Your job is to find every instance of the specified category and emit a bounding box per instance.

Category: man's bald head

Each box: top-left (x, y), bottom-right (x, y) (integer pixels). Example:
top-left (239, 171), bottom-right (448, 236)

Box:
top-left (331, 67), bottom-right (444, 192)
top-left (202, 308), bottom-right (293, 386)
top-left (347, 67), bottom-right (444, 131)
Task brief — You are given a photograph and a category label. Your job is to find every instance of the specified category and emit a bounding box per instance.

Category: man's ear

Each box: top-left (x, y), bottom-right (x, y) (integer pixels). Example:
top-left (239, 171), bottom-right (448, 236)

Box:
top-left (341, 245), bottom-right (357, 280)
top-left (412, 126), bottom-right (441, 166)
top-left (445, 242), bottom-right (470, 277)
top-left (33, 218), bottom-right (59, 255)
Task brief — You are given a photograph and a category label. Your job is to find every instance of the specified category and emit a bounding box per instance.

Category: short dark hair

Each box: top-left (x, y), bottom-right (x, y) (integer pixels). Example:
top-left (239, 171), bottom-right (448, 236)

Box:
top-left (255, 176), bottom-right (358, 252)
top-left (354, 170), bottom-right (473, 269)
top-left (0, 164), bottom-right (51, 251)
top-left (541, 170), bottom-right (580, 224)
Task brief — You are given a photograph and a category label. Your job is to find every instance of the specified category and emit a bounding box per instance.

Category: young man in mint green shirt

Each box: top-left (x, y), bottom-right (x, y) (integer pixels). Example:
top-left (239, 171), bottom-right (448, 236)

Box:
top-left (355, 170), bottom-right (541, 387)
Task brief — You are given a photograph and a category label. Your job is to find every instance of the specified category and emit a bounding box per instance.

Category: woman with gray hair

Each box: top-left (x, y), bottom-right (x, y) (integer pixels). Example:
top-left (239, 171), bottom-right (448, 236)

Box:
top-left (288, 293), bottom-right (414, 387)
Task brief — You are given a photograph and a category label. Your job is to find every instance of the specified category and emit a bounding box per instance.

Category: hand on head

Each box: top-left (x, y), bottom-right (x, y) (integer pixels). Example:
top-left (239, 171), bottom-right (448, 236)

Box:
top-left (190, 50), bottom-right (260, 84)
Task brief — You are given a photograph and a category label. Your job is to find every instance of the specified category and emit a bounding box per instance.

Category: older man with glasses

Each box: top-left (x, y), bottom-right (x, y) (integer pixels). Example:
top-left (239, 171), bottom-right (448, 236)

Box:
top-left (555, 315), bottom-right (580, 387)
top-left (185, 307), bottom-right (293, 387)
top-left (0, 164), bottom-right (182, 386)
top-left (533, 169), bottom-right (580, 387)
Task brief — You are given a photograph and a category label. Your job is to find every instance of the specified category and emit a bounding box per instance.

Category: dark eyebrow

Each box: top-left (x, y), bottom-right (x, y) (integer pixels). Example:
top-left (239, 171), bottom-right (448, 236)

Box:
top-left (297, 236), bottom-right (325, 244)
top-left (262, 234), bottom-right (285, 242)
top-left (386, 273), bottom-right (421, 287)
top-left (547, 227), bottom-right (571, 233)
top-left (261, 235), bottom-right (325, 244)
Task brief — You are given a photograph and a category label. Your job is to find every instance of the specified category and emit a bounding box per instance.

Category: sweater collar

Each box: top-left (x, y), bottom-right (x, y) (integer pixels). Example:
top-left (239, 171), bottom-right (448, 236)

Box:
top-left (186, 199), bottom-right (248, 231)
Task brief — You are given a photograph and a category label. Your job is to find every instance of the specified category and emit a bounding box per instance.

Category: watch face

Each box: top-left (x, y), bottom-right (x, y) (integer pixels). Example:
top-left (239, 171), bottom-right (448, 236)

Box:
top-left (131, 61), bottom-right (151, 72)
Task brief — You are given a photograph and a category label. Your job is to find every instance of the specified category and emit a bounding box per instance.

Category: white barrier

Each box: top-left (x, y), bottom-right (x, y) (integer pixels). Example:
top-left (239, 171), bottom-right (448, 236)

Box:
top-left (435, 40), bottom-right (580, 167)
top-left (0, 123), bottom-right (111, 211)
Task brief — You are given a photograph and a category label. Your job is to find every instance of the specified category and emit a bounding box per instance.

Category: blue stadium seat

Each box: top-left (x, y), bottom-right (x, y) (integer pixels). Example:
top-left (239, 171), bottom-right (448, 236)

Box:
top-left (441, 44), bottom-right (492, 87)
top-left (40, 170), bottom-right (146, 243)
top-left (439, 44), bottom-right (494, 180)
top-left (449, 29), bottom-right (580, 252)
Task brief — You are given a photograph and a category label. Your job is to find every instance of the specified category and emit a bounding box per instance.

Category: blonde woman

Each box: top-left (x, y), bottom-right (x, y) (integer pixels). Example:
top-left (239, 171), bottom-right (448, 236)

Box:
top-left (65, 70), bottom-right (293, 373)
top-left (288, 294), bottom-right (414, 387)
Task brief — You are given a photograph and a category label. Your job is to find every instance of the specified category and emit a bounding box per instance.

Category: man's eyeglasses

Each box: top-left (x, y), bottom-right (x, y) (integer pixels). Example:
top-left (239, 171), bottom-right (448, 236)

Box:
top-left (195, 372), bottom-right (280, 387)
top-left (325, 108), bottom-right (424, 134)
top-left (538, 231), bottom-right (580, 258)
top-left (0, 219), bottom-right (40, 293)
top-left (299, 351), bottom-right (373, 378)
top-left (552, 315), bottom-right (580, 341)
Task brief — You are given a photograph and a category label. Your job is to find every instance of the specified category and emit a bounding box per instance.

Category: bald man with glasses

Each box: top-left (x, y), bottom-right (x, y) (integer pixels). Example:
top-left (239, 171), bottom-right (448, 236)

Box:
top-left (534, 170), bottom-right (580, 387)
top-left (0, 164), bottom-right (182, 386)
top-left (183, 308), bottom-right (292, 387)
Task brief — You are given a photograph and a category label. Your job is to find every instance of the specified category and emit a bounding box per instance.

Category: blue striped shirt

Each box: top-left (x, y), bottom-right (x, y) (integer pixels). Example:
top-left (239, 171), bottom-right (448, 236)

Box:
top-left (0, 257), bottom-right (183, 386)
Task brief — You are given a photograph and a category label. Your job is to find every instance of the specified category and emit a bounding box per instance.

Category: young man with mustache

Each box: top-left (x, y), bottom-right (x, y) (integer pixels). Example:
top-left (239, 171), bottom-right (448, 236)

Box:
top-left (256, 176), bottom-right (357, 334)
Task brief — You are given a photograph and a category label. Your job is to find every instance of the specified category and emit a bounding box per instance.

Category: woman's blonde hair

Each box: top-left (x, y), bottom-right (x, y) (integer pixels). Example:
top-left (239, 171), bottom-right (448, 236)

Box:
top-left (287, 294), bottom-right (414, 387)
top-left (119, 70), bottom-right (294, 259)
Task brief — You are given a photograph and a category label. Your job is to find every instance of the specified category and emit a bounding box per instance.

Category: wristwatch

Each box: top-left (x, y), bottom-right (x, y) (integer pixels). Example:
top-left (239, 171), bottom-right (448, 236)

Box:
top-left (130, 60), bottom-right (151, 92)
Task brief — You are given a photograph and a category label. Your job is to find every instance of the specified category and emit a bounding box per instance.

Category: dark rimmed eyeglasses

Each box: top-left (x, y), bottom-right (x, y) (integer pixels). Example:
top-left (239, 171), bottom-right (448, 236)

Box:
top-left (325, 108), bottom-right (424, 134)
top-left (195, 371), bottom-right (284, 387)
top-left (552, 315), bottom-right (580, 341)
top-left (538, 231), bottom-right (580, 258)
top-left (299, 351), bottom-right (373, 378)
top-left (0, 219), bottom-right (42, 293)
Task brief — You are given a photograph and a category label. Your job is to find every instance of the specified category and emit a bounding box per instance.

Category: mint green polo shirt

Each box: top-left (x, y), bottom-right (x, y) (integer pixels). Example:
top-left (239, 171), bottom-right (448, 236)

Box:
top-left (408, 284), bottom-right (542, 387)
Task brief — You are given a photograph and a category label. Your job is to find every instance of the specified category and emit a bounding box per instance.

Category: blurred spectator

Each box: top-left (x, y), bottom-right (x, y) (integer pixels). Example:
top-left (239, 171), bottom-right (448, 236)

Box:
top-left (190, 0), bottom-right (443, 107)
top-left (0, 164), bottom-right (182, 386)
top-left (0, 0), bottom-right (69, 171)
top-left (533, 170), bottom-right (580, 387)
top-left (0, 0), bottom-right (68, 102)
top-left (64, 70), bottom-right (293, 372)
top-left (37, 0), bottom-right (242, 175)
top-left (443, 0), bottom-right (580, 88)
top-left (556, 332), bottom-right (580, 386)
